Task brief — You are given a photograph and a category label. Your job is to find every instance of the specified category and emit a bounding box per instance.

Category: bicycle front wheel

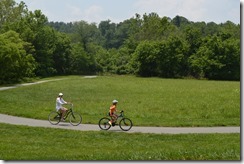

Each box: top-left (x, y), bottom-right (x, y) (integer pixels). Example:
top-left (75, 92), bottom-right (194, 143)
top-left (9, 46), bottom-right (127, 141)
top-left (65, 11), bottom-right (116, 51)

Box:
top-left (98, 117), bottom-right (111, 130)
top-left (48, 111), bottom-right (60, 125)
top-left (119, 118), bottom-right (133, 131)
top-left (69, 112), bottom-right (82, 126)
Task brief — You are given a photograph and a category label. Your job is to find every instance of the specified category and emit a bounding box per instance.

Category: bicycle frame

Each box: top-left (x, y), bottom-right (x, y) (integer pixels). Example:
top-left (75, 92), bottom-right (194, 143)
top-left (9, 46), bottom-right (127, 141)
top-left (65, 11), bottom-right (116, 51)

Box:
top-left (59, 104), bottom-right (73, 119)
top-left (110, 111), bottom-right (124, 123)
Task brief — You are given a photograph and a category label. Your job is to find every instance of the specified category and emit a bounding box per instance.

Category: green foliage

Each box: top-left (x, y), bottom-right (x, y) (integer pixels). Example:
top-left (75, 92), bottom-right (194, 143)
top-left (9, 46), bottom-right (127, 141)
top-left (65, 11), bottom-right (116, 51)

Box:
top-left (132, 41), bottom-right (159, 76)
top-left (0, 0), bottom-right (26, 30)
top-left (189, 33), bottom-right (240, 80)
top-left (0, 31), bottom-right (36, 84)
top-left (33, 26), bottom-right (57, 76)
top-left (0, 0), bottom-right (240, 83)
top-left (69, 43), bottom-right (93, 75)
top-left (132, 36), bottom-right (190, 77)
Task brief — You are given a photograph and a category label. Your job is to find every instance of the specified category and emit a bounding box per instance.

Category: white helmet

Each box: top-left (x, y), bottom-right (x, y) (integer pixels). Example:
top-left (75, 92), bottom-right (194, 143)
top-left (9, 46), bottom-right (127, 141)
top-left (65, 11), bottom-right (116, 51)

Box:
top-left (112, 100), bottom-right (118, 104)
top-left (58, 93), bottom-right (63, 96)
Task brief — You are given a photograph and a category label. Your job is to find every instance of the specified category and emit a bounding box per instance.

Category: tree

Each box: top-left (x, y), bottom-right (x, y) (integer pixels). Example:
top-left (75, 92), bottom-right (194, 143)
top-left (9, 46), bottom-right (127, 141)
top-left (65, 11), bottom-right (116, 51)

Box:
top-left (189, 33), bottom-right (240, 80)
top-left (157, 36), bottom-right (189, 78)
top-left (73, 21), bottom-right (102, 50)
top-left (98, 20), bottom-right (117, 49)
top-left (0, 0), bottom-right (27, 30)
top-left (171, 15), bottom-right (191, 28)
top-left (33, 26), bottom-right (56, 76)
top-left (52, 31), bottom-right (72, 75)
top-left (132, 41), bottom-right (159, 77)
top-left (69, 43), bottom-right (90, 75)
top-left (0, 31), bottom-right (36, 84)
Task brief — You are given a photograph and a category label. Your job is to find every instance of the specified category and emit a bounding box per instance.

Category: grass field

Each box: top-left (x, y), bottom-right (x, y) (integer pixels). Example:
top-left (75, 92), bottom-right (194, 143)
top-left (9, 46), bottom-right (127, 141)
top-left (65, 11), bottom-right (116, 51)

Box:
top-left (0, 75), bottom-right (240, 127)
top-left (0, 123), bottom-right (240, 160)
top-left (0, 75), bottom-right (240, 160)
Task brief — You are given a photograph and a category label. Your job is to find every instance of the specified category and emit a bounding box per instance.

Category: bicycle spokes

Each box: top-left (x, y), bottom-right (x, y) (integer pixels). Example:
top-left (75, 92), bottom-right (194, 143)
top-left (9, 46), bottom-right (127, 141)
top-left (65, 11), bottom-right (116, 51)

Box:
top-left (48, 112), bottom-right (61, 125)
top-left (54, 115), bottom-right (60, 120)
top-left (98, 118), bottom-right (111, 130)
top-left (69, 112), bottom-right (82, 126)
top-left (119, 118), bottom-right (133, 131)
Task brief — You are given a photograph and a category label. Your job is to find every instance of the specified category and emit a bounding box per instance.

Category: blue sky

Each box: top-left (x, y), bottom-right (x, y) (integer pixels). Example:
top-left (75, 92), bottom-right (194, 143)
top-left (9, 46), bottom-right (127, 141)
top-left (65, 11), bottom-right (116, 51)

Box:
top-left (15, 0), bottom-right (241, 24)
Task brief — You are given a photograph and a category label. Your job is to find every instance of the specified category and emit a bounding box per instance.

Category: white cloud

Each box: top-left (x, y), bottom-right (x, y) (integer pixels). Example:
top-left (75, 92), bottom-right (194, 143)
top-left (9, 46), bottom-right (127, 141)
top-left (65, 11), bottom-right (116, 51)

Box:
top-left (83, 5), bottom-right (104, 23)
top-left (134, 0), bottom-right (207, 21)
top-left (65, 5), bottom-right (103, 23)
top-left (177, 0), bottom-right (207, 22)
top-left (134, 0), bottom-right (180, 14)
top-left (133, 0), bottom-right (239, 23)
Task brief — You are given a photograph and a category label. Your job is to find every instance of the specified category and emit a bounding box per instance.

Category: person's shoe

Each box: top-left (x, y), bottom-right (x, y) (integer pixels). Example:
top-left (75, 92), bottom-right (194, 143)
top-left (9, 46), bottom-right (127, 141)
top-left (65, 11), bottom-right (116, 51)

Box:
top-left (61, 119), bottom-right (65, 122)
top-left (108, 121), bottom-right (112, 125)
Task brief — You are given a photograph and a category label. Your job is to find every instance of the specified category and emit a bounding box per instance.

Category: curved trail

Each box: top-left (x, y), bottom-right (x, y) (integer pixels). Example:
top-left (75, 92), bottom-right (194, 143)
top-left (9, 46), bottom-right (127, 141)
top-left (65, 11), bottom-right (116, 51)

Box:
top-left (0, 77), bottom-right (240, 134)
top-left (0, 114), bottom-right (240, 134)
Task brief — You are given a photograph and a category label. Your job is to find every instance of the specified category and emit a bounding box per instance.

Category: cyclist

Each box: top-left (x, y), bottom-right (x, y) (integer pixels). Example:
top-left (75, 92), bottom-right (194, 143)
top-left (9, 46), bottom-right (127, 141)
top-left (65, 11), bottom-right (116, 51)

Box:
top-left (108, 100), bottom-right (119, 126)
top-left (56, 93), bottom-right (70, 121)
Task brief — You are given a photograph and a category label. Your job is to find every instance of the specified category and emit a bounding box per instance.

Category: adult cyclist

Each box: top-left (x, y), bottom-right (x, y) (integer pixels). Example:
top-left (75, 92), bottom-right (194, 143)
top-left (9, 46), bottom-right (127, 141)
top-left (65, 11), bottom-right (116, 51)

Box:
top-left (56, 93), bottom-right (70, 121)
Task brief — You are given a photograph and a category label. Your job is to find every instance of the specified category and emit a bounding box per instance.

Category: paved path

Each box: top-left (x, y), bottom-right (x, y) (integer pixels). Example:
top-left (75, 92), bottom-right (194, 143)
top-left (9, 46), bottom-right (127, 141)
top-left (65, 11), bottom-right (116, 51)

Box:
top-left (0, 76), bottom-right (97, 91)
top-left (0, 79), bottom-right (64, 91)
top-left (0, 114), bottom-right (240, 134)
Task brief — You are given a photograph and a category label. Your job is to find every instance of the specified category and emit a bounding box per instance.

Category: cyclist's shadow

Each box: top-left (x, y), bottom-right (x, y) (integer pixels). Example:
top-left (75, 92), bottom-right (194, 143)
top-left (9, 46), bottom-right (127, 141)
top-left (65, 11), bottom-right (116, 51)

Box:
top-left (58, 123), bottom-right (71, 126)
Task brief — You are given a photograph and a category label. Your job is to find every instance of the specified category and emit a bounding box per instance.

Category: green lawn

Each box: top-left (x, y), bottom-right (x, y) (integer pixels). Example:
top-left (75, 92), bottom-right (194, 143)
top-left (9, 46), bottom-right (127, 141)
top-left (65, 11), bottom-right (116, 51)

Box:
top-left (0, 123), bottom-right (240, 160)
top-left (0, 75), bottom-right (240, 127)
top-left (0, 76), bottom-right (240, 160)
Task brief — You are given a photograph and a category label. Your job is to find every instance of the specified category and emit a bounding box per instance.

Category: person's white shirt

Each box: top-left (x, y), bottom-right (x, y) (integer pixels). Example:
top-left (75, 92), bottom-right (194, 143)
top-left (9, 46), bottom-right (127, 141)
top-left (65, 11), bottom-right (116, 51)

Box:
top-left (56, 97), bottom-right (67, 111)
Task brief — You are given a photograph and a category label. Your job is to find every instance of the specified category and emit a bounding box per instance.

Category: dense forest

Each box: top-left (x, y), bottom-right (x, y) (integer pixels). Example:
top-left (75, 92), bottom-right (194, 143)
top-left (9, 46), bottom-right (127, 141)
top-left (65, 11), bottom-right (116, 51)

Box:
top-left (0, 0), bottom-right (240, 84)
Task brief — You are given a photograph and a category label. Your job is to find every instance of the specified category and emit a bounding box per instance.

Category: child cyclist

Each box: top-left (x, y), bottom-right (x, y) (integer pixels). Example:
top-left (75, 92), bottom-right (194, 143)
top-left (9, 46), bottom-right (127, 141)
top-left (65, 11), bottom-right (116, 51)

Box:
top-left (108, 100), bottom-right (119, 126)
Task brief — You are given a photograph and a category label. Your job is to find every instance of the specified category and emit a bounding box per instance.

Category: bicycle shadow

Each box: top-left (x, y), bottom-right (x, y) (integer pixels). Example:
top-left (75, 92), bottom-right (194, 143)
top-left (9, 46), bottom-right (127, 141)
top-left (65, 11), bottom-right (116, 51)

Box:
top-left (58, 123), bottom-right (71, 126)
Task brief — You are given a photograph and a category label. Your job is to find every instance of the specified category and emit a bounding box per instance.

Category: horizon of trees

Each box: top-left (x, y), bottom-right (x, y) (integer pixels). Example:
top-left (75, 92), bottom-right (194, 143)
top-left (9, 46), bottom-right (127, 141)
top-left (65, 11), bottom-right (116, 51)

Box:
top-left (0, 0), bottom-right (240, 84)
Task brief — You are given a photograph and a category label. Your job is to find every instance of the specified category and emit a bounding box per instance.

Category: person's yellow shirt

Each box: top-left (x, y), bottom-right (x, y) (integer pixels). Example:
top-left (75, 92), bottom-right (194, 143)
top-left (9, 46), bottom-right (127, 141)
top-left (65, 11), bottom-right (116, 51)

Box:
top-left (109, 105), bottom-right (116, 115)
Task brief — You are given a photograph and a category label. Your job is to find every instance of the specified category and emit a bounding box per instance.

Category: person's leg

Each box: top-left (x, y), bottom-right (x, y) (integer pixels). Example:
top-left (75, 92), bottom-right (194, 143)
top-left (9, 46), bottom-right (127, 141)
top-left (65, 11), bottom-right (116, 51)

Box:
top-left (109, 113), bottom-right (114, 125)
top-left (113, 114), bottom-right (118, 122)
top-left (60, 108), bottom-right (67, 121)
top-left (111, 114), bottom-right (118, 123)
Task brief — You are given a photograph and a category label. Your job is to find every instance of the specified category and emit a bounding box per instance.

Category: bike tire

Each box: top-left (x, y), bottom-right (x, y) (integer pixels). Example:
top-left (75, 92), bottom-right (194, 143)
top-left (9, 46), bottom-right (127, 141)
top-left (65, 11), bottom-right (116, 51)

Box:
top-left (98, 117), bottom-right (111, 130)
top-left (48, 111), bottom-right (60, 125)
top-left (69, 112), bottom-right (82, 126)
top-left (119, 118), bottom-right (133, 131)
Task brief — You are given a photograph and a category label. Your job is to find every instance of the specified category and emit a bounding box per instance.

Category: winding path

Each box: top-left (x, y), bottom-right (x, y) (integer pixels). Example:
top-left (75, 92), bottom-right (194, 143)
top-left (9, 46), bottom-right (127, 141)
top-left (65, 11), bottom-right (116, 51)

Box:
top-left (0, 114), bottom-right (240, 134)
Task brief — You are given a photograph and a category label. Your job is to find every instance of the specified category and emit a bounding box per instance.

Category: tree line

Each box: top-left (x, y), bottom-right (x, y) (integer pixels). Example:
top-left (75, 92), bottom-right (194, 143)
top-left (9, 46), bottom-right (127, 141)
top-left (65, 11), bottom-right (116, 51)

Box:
top-left (0, 0), bottom-right (240, 84)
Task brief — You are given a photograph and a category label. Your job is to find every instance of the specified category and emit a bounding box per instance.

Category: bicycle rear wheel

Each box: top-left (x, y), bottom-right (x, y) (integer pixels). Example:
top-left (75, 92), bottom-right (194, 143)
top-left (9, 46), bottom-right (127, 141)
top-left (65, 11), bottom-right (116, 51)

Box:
top-left (48, 111), bottom-right (60, 125)
top-left (98, 117), bottom-right (111, 130)
top-left (69, 112), bottom-right (82, 126)
top-left (119, 118), bottom-right (133, 131)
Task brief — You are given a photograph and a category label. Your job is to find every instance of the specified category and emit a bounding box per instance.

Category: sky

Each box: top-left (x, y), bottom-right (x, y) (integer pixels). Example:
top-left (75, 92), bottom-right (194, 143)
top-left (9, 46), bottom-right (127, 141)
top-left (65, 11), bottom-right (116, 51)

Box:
top-left (15, 0), bottom-right (241, 24)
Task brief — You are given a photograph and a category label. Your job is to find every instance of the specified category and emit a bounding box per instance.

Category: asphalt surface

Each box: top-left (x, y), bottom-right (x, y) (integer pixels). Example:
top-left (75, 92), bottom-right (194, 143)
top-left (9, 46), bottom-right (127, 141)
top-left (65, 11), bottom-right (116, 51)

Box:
top-left (0, 114), bottom-right (240, 134)
top-left (0, 77), bottom-right (240, 134)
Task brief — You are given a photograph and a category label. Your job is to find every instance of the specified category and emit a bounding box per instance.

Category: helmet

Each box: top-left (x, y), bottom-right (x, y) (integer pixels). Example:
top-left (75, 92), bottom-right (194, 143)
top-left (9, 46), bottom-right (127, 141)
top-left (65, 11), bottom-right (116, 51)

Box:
top-left (112, 100), bottom-right (118, 104)
top-left (58, 93), bottom-right (63, 96)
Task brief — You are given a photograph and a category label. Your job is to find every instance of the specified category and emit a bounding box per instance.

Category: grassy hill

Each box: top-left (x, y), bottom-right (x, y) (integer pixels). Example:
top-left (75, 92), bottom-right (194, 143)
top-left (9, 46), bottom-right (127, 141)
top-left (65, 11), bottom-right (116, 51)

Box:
top-left (0, 75), bottom-right (240, 127)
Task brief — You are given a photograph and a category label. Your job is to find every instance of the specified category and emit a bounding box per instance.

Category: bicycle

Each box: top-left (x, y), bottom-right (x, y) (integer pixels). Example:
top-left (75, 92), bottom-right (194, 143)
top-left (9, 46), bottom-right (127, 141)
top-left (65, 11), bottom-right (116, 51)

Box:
top-left (98, 110), bottom-right (133, 131)
top-left (48, 103), bottom-right (82, 126)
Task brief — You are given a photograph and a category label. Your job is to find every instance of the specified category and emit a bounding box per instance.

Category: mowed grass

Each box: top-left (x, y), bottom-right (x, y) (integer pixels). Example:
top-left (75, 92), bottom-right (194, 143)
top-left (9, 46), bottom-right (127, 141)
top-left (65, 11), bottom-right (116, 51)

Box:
top-left (0, 75), bottom-right (240, 127)
top-left (0, 123), bottom-right (240, 160)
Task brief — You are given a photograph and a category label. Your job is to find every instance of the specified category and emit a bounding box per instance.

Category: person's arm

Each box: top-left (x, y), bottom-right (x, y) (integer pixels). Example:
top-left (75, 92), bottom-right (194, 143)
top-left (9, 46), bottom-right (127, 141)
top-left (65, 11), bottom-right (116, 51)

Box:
top-left (59, 98), bottom-right (67, 105)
